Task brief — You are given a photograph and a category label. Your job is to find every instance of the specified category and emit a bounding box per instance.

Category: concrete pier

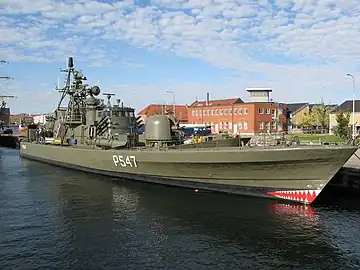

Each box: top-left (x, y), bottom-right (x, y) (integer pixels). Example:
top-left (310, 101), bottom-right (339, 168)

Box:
top-left (343, 149), bottom-right (360, 169)
top-left (329, 149), bottom-right (360, 194)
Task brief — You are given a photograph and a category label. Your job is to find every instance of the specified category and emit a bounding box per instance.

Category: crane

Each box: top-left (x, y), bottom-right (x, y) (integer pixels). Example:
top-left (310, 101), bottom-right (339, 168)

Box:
top-left (0, 60), bottom-right (13, 80)
top-left (0, 60), bottom-right (16, 109)
top-left (0, 95), bottom-right (17, 110)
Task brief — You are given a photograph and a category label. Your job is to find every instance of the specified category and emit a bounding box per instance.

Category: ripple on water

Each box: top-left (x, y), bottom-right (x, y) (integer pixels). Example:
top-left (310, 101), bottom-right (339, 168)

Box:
top-left (1, 148), bottom-right (360, 269)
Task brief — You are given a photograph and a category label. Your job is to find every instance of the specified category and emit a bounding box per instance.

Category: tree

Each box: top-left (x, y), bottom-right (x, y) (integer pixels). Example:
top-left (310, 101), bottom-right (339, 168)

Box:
top-left (311, 103), bottom-right (333, 132)
top-left (298, 110), bottom-right (314, 128)
top-left (333, 111), bottom-right (351, 139)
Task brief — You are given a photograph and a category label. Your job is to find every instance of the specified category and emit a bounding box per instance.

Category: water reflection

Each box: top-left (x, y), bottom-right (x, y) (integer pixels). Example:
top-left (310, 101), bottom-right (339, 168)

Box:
top-left (0, 148), bottom-right (360, 269)
top-left (117, 185), bottom-right (348, 269)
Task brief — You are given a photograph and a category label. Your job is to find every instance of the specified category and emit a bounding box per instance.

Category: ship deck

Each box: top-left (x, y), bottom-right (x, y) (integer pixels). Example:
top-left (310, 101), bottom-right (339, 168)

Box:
top-left (22, 142), bottom-right (357, 153)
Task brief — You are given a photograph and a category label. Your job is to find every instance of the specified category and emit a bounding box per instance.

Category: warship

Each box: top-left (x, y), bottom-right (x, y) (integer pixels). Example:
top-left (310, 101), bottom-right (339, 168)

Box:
top-left (19, 57), bottom-right (357, 204)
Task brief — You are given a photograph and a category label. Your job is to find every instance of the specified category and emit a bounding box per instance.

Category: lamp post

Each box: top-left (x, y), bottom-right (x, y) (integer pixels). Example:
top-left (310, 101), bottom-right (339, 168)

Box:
top-left (346, 73), bottom-right (356, 140)
top-left (165, 90), bottom-right (176, 117)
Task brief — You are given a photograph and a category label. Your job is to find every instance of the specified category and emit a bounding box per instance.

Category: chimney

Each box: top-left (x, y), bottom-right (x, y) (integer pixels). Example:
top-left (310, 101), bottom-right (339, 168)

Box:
top-left (206, 92), bottom-right (210, 105)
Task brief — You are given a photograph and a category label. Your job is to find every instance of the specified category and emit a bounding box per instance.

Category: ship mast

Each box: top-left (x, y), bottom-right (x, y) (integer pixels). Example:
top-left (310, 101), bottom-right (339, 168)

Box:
top-left (55, 57), bottom-right (100, 143)
top-left (56, 57), bottom-right (89, 126)
top-left (0, 61), bottom-right (16, 127)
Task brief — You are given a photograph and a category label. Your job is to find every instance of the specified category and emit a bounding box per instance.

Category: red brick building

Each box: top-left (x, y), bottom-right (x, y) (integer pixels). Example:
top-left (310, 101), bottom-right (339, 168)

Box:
top-left (10, 113), bottom-right (34, 125)
top-left (187, 88), bottom-right (287, 135)
top-left (137, 104), bottom-right (188, 124)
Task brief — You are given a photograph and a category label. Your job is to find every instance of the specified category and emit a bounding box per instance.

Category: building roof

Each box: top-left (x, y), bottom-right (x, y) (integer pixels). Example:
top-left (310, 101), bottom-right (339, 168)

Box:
top-left (137, 104), bottom-right (188, 122)
top-left (286, 103), bottom-right (309, 114)
top-left (330, 100), bottom-right (360, 113)
top-left (246, 87), bottom-right (272, 92)
top-left (10, 113), bottom-right (33, 117)
top-left (308, 103), bottom-right (337, 110)
top-left (286, 102), bottom-right (338, 115)
top-left (189, 98), bottom-right (243, 107)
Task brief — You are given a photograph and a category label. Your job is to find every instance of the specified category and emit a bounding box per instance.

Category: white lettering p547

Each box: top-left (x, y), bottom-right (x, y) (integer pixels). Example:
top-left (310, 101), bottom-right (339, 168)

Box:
top-left (112, 155), bottom-right (137, 167)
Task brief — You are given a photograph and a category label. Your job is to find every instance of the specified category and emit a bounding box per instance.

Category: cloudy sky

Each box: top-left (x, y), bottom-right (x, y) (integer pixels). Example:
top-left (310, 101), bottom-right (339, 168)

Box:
top-left (1, 0), bottom-right (360, 114)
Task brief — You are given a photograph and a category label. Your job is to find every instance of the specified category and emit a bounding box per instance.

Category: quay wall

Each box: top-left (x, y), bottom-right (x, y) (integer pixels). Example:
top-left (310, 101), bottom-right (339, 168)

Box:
top-left (0, 135), bottom-right (21, 149)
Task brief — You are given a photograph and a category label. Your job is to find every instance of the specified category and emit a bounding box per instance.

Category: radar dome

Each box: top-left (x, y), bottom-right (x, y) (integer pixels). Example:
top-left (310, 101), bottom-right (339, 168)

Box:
top-left (90, 86), bottom-right (100, 96)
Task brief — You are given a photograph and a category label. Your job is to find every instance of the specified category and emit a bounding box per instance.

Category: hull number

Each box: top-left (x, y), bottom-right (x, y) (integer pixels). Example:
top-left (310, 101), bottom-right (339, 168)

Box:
top-left (112, 155), bottom-right (137, 167)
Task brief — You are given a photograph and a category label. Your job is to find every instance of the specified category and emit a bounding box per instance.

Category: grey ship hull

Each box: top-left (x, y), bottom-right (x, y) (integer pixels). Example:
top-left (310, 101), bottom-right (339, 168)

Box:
top-left (19, 142), bottom-right (357, 204)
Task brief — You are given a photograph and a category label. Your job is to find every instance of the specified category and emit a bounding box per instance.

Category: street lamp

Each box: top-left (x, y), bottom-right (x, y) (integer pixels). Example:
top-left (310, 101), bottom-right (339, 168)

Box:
top-left (165, 90), bottom-right (176, 117)
top-left (346, 73), bottom-right (356, 140)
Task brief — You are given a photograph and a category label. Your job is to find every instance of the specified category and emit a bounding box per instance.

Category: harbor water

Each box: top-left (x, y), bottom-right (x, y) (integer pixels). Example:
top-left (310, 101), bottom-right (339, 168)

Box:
top-left (1, 147), bottom-right (360, 269)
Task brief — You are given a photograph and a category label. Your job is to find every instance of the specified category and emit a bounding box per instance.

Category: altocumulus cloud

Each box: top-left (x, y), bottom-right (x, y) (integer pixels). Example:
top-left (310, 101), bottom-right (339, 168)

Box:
top-left (1, 0), bottom-right (360, 113)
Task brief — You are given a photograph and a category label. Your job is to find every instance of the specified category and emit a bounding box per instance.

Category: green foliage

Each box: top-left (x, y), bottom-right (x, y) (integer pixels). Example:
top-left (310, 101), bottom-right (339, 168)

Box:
top-left (333, 111), bottom-right (351, 139)
top-left (297, 102), bottom-right (333, 132)
top-left (311, 103), bottom-right (332, 130)
top-left (289, 134), bottom-right (344, 143)
top-left (298, 111), bottom-right (314, 128)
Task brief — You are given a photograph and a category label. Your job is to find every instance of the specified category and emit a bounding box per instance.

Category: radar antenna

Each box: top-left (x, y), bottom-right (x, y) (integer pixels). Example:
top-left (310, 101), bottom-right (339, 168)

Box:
top-left (103, 93), bottom-right (115, 107)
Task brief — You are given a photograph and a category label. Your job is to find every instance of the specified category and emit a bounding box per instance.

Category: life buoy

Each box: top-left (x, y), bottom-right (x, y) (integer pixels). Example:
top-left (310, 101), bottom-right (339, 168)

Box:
top-left (192, 136), bottom-right (203, 144)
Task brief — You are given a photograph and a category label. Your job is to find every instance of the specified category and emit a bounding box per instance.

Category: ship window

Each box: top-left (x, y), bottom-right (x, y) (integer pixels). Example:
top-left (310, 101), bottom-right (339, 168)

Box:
top-left (129, 111), bottom-right (134, 117)
top-left (125, 111), bottom-right (129, 117)
top-left (243, 121), bottom-right (248, 130)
